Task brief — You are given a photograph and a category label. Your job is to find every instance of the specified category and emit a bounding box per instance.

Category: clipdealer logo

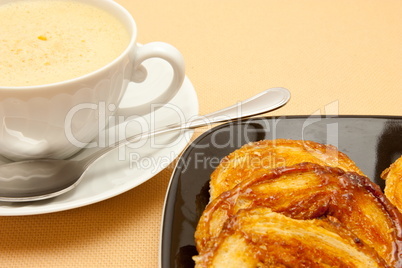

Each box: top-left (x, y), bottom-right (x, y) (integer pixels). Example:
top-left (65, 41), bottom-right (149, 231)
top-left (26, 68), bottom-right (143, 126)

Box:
top-left (63, 99), bottom-right (341, 171)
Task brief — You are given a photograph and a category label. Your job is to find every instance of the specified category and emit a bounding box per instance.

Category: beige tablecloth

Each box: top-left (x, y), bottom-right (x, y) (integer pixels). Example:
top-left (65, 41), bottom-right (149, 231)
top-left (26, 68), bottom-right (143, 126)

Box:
top-left (1, 0), bottom-right (401, 267)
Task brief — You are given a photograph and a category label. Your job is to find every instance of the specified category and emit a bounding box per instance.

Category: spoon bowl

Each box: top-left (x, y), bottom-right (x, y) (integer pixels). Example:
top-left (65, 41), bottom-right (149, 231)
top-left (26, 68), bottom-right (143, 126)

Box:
top-left (0, 160), bottom-right (81, 198)
top-left (0, 87), bottom-right (290, 202)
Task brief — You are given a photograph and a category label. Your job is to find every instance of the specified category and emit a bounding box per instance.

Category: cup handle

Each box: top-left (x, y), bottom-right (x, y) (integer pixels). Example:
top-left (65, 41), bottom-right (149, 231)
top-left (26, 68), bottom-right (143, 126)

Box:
top-left (117, 42), bottom-right (185, 116)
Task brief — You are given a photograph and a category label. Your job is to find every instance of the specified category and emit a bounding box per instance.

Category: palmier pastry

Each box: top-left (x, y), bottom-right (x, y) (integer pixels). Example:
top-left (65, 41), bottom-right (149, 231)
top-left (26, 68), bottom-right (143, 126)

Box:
top-left (209, 139), bottom-right (364, 200)
top-left (195, 163), bottom-right (402, 267)
top-left (382, 156), bottom-right (402, 212)
top-left (194, 207), bottom-right (389, 267)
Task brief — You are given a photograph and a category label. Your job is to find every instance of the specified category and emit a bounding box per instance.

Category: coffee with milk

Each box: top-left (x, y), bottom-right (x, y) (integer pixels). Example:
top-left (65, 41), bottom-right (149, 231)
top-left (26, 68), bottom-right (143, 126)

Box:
top-left (0, 0), bottom-right (130, 87)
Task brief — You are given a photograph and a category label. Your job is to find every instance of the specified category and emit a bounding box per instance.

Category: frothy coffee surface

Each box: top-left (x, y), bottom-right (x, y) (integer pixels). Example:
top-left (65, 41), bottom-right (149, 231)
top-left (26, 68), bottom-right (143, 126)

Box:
top-left (0, 0), bottom-right (130, 87)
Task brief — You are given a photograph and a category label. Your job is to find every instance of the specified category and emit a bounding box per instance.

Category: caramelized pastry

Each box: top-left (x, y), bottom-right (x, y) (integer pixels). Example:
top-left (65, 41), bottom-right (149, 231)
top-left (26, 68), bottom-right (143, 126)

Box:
top-left (194, 207), bottom-right (389, 267)
top-left (210, 139), bottom-right (364, 200)
top-left (195, 163), bottom-right (402, 267)
top-left (382, 156), bottom-right (402, 212)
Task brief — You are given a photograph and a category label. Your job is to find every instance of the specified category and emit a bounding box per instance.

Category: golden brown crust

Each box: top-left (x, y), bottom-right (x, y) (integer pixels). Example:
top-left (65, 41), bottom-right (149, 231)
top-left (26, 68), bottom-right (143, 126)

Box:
top-left (210, 139), bottom-right (364, 201)
top-left (194, 207), bottom-right (389, 267)
top-left (195, 163), bottom-right (402, 267)
top-left (382, 156), bottom-right (402, 213)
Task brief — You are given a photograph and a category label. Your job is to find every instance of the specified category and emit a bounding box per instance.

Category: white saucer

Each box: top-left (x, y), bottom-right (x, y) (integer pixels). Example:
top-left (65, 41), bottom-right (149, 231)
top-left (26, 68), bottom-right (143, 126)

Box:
top-left (0, 58), bottom-right (199, 216)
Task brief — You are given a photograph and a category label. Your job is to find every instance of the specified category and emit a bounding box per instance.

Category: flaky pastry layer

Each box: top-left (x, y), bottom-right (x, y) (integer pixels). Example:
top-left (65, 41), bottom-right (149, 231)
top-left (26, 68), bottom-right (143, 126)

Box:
top-left (195, 163), bottom-right (402, 267)
top-left (194, 207), bottom-right (388, 267)
top-left (382, 156), bottom-right (402, 213)
top-left (210, 139), bottom-right (364, 201)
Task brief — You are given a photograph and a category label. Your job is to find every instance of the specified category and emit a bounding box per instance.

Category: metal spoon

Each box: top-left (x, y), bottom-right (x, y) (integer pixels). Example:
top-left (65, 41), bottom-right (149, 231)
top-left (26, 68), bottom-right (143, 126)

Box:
top-left (0, 87), bottom-right (290, 202)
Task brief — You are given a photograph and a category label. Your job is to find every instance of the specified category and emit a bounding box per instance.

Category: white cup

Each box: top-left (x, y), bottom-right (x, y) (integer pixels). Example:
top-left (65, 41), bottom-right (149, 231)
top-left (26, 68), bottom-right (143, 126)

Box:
top-left (0, 0), bottom-right (185, 161)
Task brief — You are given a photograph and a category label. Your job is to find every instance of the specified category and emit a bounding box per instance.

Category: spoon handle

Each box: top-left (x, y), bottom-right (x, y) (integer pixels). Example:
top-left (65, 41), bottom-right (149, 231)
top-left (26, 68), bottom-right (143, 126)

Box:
top-left (82, 87), bottom-right (290, 168)
top-left (184, 87), bottom-right (290, 128)
top-left (127, 87), bottom-right (290, 140)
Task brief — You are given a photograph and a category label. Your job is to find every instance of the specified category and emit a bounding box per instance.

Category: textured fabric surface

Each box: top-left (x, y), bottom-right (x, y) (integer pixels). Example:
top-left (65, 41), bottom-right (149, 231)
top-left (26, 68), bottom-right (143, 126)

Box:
top-left (0, 0), bottom-right (401, 267)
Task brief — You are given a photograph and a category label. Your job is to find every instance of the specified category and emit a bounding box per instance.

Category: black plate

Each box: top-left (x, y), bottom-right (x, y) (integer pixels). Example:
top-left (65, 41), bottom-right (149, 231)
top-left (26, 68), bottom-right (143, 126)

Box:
top-left (161, 115), bottom-right (402, 268)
